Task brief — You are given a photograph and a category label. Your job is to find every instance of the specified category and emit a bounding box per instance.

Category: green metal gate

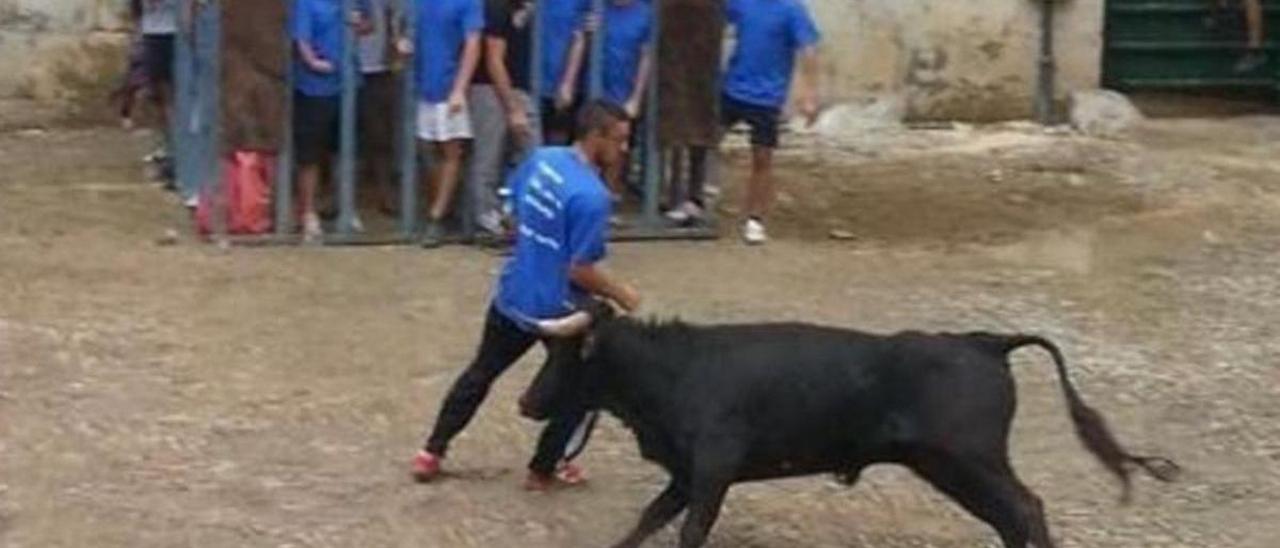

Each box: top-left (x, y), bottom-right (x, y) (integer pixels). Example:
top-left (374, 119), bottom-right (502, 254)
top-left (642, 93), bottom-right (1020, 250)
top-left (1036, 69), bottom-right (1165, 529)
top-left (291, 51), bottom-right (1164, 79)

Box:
top-left (1104, 0), bottom-right (1280, 90)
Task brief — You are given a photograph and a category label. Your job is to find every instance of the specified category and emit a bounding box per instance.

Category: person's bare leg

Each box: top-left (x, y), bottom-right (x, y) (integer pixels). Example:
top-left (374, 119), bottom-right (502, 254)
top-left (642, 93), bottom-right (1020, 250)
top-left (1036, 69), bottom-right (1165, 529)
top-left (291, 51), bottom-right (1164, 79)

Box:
top-left (431, 140), bottom-right (466, 221)
top-left (1245, 0), bottom-right (1265, 49)
top-left (298, 163), bottom-right (323, 239)
top-left (744, 146), bottom-right (774, 220)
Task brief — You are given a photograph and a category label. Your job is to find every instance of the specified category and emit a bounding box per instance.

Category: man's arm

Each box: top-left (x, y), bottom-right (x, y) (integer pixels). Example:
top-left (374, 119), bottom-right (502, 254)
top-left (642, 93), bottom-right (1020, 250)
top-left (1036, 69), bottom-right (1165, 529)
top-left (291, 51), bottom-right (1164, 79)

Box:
top-left (486, 36), bottom-right (532, 138)
top-left (624, 46), bottom-right (652, 118)
top-left (570, 263), bottom-right (641, 312)
top-left (448, 34), bottom-right (482, 112)
top-left (795, 46), bottom-right (819, 126)
top-left (558, 30), bottom-right (587, 109)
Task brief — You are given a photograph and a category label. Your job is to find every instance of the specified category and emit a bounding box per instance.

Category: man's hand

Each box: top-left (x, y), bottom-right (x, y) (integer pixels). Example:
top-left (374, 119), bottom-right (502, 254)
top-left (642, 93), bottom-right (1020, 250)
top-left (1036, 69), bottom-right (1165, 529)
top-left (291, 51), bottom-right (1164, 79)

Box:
top-left (555, 82), bottom-right (576, 111)
top-left (624, 97), bottom-right (641, 119)
top-left (310, 58), bottom-right (336, 74)
top-left (613, 284), bottom-right (641, 313)
top-left (395, 37), bottom-right (414, 57)
top-left (583, 12), bottom-right (602, 34)
top-left (508, 106), bottom-right (532, 141)
top-left (798, 92), bottom-right (819, 128)
top-left (448, 89), bottom-right (468, 114)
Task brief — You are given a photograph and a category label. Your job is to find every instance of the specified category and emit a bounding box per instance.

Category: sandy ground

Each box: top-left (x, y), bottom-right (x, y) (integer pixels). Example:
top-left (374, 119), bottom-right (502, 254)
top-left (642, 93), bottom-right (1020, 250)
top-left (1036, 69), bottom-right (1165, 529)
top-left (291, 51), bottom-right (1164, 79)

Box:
top-left (2, 105), bottom-right (1279, 547)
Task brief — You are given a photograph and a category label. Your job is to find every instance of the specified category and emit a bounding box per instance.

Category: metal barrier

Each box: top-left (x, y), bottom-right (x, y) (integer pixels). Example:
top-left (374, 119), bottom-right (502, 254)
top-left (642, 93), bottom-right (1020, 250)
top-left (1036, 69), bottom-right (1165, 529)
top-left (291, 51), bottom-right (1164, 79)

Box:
top-left (176, 0), bottom-right (719, 245)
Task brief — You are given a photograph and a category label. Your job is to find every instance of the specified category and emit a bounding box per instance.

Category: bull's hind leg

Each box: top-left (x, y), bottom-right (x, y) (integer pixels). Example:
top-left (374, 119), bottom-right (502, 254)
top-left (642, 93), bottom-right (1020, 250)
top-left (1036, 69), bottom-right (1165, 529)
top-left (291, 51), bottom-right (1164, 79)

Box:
top-left (909, 455), bottom-right (1054, 548)
top-left (612, 479), bottom-right (689, 548)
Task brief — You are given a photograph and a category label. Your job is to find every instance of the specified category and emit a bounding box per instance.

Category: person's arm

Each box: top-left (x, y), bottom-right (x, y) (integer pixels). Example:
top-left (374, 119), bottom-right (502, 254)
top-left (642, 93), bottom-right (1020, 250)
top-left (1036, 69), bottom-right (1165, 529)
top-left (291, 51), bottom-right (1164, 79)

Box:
top-left (487, 36), bottom-right (532, 138)
top-left (291, 1), bottom-right (335, 73)
top-left (791, 6), bottom-right (822, 126)
top-left (795, 47), bottom-right (819, 126)
top-left (449, 34), bottom-right (482, 112)
top-left (624, 46), bottom-right (652, 118)
top-left (558, 30), bottom-right (587, 109)
top-left (570, 263), bottom-right (641, 312)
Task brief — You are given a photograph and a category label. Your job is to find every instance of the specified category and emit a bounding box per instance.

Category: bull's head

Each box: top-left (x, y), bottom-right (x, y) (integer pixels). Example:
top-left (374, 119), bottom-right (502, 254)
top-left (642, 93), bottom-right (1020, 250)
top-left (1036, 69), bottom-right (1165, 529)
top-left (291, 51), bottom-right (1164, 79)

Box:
top-left (518, 300), bottom-right (618, 421)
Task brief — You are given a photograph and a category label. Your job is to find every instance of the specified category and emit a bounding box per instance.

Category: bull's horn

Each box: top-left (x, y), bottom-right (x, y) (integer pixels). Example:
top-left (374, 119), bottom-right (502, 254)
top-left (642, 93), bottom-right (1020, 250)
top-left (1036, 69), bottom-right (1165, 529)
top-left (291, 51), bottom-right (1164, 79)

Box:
top-left (537, 310), bottom-right (593, 337)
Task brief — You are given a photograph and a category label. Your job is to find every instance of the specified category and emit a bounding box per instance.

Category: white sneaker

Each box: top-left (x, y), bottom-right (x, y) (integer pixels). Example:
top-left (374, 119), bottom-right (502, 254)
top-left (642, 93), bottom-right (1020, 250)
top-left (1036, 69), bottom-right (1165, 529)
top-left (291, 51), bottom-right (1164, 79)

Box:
top-left (477, 210), bottom-right (504, 236)
top-left (742, 218), bottom-right (768, 245)
top-left (664, 201), bottom-right (704, 225)
top-left (303, 212), bottom-right (324, 242)
top-left (349, 214), bottom-right (364, 233)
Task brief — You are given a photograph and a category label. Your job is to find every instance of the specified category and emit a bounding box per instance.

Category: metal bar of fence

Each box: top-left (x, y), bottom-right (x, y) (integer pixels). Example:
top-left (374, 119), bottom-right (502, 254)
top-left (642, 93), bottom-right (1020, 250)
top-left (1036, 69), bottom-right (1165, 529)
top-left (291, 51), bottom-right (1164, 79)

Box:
top-left (196, 0), bottom-right (225, 240)
top-left (173, 2), bottom-right (195, 201)
top-left (336, 0), bottom-right (360, 236)
top-left (276, 12), bottom-right (296, 237)
top-left (399, 0), bottom-right (419, 237)
top-left (640, 0), bottom-right (661, 227)
top-left (589, 0), bottom-right (605, 101)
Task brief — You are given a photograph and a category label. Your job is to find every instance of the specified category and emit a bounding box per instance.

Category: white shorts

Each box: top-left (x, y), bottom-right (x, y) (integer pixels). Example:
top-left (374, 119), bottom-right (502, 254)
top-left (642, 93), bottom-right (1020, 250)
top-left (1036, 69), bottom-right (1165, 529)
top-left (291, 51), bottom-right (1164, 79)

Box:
top-left (417, 101), bottom-right (473, 142)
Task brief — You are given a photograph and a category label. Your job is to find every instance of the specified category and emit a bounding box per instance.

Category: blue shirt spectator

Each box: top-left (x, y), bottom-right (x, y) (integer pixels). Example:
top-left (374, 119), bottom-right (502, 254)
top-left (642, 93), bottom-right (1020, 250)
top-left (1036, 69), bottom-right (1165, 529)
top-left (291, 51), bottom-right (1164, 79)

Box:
top-left (539, 0), bottom-right (591, 99)
top-left (496, 146), bottom-right (612, 330)
top-left (601, 0), bottom-right (652, 107)
top-left (723, 0), bottom-right (820, 109)
top-left (416, 0), bottom-right (486, 103)
top-left (290, 0), bottom-right (372, 97)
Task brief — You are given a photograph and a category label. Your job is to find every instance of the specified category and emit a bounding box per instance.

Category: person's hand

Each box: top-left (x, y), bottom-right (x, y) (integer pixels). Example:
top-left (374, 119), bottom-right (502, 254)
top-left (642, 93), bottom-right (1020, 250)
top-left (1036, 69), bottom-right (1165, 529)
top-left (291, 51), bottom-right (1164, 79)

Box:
top-left (798, 93), bottom-right (819, 128)
top-left (395, 37), bottom-right (414, 56)
top-left (555, 83), bottom-right (575, 111)
top-left (508, 106), bottom-right (532, 140)
top-left (310, 58), bottom-right (336, 74)
top-left (624, 97), bottom-right (641, 119)
top-left (614, 284), bottom-right (641, 313)
top-left (448, 89), bottom-right (467, 114)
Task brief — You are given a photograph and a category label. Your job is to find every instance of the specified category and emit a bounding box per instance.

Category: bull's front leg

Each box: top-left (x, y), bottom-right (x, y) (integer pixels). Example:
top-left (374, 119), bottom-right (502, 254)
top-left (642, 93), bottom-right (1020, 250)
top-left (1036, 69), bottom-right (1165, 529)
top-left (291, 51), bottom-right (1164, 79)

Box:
top-left (611, 478), bottom-right (688, 548)
top-left (678, 442), bottom-right (743, 548)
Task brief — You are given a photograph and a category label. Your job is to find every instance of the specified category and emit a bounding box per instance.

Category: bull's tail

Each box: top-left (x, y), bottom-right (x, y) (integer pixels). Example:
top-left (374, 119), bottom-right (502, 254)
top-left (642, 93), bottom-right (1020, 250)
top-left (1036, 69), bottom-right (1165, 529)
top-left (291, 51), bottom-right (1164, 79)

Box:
top-left (970, 333), bottom-right (1182, 503)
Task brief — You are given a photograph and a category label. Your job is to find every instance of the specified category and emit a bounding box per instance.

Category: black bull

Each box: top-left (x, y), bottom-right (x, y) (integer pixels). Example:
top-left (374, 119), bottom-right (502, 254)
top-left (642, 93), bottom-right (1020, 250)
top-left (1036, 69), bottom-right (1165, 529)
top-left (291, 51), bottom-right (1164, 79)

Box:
top-left (521, 312), bottom-right (1180, 548)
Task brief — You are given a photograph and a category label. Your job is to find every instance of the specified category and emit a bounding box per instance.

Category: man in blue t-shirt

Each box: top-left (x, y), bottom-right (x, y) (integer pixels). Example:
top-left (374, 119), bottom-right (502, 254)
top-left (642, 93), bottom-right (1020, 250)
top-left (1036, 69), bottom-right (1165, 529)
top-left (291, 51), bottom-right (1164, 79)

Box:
top-left (412, 101), bottom-right (640, 491)
top-left (599, 0), bottom-right (652, 196)
top-left (679, 0), bottom-right (820, 245)
top-left (289, 0), bottom-right (372, 241)
top-left (411, 0), bottom-right (485, 247)
top-left (539, 0), bottom-right (592, 145)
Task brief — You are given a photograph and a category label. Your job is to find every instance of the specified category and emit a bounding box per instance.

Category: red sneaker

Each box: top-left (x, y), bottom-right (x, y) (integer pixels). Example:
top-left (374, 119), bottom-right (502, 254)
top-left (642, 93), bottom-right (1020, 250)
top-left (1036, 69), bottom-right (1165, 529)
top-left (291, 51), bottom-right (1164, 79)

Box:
top-left (411, 450), bottom-right (442, 483)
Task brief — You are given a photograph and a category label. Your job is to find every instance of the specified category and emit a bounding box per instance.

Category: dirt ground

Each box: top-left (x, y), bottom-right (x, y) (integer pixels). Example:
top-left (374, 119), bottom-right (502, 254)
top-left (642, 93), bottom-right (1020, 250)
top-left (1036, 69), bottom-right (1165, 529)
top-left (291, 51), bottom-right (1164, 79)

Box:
top-left (2, 102), bottom-right (1280, 548)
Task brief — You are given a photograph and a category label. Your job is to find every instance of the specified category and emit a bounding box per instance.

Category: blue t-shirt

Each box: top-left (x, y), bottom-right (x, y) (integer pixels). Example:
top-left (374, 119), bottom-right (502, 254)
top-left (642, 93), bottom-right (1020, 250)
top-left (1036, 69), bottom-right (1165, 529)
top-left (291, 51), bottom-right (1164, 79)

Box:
top-left (291, 0), bottom-right (347, 97)
top-left (723, 0), bottom-right (820, 109)
top-left (538, 0), bottom-right (591, 99)
top-left (495, 147), bottom-right (612, 331)
top-left (290, 0), bottom-right (373, 97)
top-left (601, 1), bottom-right (652, 106)
top-left (415, 0), bottom-right (485, 103)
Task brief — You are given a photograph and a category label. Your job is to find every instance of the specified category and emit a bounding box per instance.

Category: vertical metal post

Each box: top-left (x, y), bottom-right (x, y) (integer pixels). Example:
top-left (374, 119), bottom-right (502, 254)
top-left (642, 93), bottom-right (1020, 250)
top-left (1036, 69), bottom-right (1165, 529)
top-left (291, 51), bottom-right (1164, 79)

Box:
top-left (197, 0), bottom-right (225, 240)
top-left (588, 0), bottom-right (606, 100)
top-left (1035, 0), bottom-right (1056, 125)
top-left (276, 8), bottom-right (296, 236)
top-left (640, 0), bottom-right (661, 227)
top-left (337, 0), bottom-right (359, 236)
top-left (174, 1), bottom-right (195, 201)
top-left (398, 0), bottom-right (419, 237)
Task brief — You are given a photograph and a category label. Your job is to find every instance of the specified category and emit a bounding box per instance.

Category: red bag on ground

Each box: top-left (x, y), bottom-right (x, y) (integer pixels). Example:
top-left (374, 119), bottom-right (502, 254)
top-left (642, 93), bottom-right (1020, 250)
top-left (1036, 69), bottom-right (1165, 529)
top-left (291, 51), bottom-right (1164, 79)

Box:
top-left (196, 151), bottom-right (275, 236)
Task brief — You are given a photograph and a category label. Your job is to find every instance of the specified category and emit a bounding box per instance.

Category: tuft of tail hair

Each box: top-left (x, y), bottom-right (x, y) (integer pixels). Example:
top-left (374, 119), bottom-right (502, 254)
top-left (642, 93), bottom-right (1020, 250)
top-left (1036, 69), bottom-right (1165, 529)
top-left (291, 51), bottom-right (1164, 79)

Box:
top-left (969, 332), bottom-right (1182, 503)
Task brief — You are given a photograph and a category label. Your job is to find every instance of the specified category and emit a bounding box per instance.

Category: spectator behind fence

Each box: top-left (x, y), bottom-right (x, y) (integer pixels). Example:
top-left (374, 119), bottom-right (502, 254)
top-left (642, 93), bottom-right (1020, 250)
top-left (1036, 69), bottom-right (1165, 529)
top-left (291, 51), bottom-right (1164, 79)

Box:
top-left (137, 0), bottom-right (178, 181)
top-left (539, 0), bottom-right (592, 145)
top-left (358, 0), bottom-right (402, 219)
top-left (411, 0), bottom-right (484, 248)
top-left (686, 0), bottom-right (820, 245)
top-left (467, 0), bottom-right (540, 239)
top-left (289, 0), bottom-right (371, 241)
top-left (1207, 0), bottom-right (1269, 73)
top-left (599, 0), bottom-right (652, 200)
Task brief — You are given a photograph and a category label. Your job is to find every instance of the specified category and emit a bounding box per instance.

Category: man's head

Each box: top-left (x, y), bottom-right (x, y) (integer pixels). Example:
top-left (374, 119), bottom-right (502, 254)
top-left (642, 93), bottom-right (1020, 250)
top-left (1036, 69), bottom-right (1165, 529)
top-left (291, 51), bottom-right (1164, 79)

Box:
top-left (574, 100), bottom-right (632, 172)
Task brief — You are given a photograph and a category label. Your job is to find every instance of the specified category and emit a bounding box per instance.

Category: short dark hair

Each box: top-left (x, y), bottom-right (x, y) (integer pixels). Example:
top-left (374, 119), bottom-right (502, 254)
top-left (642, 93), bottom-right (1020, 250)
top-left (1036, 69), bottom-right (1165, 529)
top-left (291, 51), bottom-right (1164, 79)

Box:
top-left (575, 99), bottom-right (630, 139)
